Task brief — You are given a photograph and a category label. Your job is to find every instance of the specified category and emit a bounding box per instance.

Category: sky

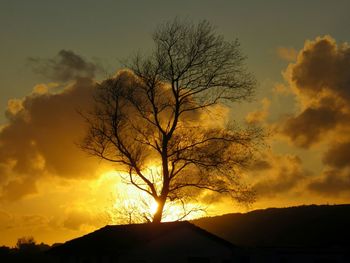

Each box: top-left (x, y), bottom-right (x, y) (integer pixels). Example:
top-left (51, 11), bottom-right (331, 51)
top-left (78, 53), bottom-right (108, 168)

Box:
top-left (1, 0), bottom-right (350, 246)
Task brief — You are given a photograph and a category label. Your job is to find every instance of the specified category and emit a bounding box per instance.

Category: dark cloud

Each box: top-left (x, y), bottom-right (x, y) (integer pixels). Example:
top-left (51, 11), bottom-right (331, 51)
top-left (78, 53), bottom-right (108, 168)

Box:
top-left (280, 36), bottom-right (350, 148)
top-left (247, 153), bottom-right (309, 198)
top-left (281, 105), bottom-right (344, 148)
top-left (291, 36), bottom-right (350, 100)
top-left (276, 36), bottom-right (350, 199)
top-left (0, 78), bottom-right (102, 201)
top-left (0, 178), bottom-right (38, 202)
top-left (308, 169), bottom-right (350, 196)
top-left (323, 141), bottom-right (350, 169)
top-left (29, 50), bottom-right (101, 82)
top-left (249, 159), bottom-right (272, 171)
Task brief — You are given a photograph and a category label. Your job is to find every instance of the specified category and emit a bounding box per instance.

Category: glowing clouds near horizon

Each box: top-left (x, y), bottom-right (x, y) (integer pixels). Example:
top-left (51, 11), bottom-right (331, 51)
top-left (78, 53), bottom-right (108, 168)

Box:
top-left (281, 36), bottom-right (350, 147)
top-left (277, 35), bottom-right (350, 198)
top-left (0, 78), bottom-right (103, 201)
top-left (0, 50), bottom-right (111, 202)
top-left (238, 35), bottom-right (350, 204)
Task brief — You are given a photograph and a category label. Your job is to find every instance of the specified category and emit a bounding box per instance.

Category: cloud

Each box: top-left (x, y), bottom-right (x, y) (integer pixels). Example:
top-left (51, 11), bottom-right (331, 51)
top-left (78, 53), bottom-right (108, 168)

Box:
top-left (0, 78), bottom-right (103, 201)
top-left (280, 104), bottom-right (346, 148)
top-left (322, 141), bottom-right (350, 169)
top-left (249, 159), bottom-right (272, 171)
top-left (0, 210), bottom-right (13, 230)
top-left (29, 50), bottom-right (101, 82)
top-left (273, 35), bottom-right (350, 199)
top-left (20, 214), bottom-right (50, 228)
top-left (0, 211), bottom-right (50, 231)
top-left (0, 66), bottom-right (230, 203)
top-left (279, 36), bottom-right (350, 148)
top-left (308, 168), bottom-right (350, 197)
top-left (273, 83), bottom-right (291, 95)
top-left (289, 36), bottom-right (350, 100)
top-left (245, 98), bottom-right (270, 124)
top-left (63, 210), bottom-right (99, 231)
top-left (247, 152), bottom-right (309, 198)
top-left (0, 178), bottom-right (38, 202)
top-left (276, 47), bottom-right (297, 61)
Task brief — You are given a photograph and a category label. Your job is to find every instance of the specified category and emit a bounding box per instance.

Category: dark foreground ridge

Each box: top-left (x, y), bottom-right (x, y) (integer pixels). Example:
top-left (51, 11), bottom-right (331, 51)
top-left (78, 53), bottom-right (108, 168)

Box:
top-left (192, 204), bottom-right (350, 247)
top-left (48, 221), bottom-right (237, 262)
top-left (49, 221), bottom-right (235, 255)
top-left (1, 204), bottom-right (350, 262)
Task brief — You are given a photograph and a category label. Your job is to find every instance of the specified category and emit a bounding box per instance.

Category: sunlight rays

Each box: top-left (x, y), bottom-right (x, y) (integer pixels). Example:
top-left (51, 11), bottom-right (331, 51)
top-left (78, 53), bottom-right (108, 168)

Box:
top-left (100, 169), bottom-right (205, 223)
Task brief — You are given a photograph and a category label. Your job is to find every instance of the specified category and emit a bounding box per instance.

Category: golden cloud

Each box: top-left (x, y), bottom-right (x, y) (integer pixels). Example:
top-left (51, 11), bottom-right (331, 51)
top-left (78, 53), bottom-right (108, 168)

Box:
top-left (280, 36), bottom-right (350, 148)
top-left (0, 78), bottom-right (103, 201)
top-left (308, 168), bottom-right (350, 197)
top-left (245, 98), bottom-right (270, 124)
top-left (246, 151), bottom-right (310, 198)
top-left (0, 63), bottom-right (232, 204)
top-left (275, 35), bottom-right (350, 198)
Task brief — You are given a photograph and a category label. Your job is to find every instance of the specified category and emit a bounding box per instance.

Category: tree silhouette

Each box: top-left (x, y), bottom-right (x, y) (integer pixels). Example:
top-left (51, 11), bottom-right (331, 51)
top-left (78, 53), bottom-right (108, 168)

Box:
top-left (16, 237), bottom-right (37, 253)
top-left (81, 18), bottom-right (262, 223)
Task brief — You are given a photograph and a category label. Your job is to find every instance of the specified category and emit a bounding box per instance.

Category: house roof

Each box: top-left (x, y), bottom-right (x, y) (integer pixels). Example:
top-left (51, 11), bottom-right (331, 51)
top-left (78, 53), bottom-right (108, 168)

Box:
top-left (50, 221), bottom-right (235, 255)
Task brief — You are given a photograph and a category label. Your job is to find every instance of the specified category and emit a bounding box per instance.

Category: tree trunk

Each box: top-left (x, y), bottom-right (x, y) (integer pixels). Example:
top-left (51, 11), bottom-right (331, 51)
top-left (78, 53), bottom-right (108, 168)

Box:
top-left (152, 134), bottom-right (170, 224)
top-left (152, 197), bottom-right (166, 223)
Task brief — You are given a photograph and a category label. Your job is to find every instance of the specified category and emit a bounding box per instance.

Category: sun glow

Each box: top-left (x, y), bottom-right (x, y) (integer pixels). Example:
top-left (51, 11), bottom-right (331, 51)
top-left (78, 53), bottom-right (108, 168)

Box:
top-left (149, 200), bottom-right (159, 215)
top-left (101, 169), bottom-right (205, 223)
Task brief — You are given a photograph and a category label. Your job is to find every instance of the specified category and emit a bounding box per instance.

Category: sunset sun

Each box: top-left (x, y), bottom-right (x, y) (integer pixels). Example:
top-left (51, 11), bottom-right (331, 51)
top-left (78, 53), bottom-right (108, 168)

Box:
top-left (104, 168), bottom-right (204, 223)
top-left (149, 200), bottom-right (158, 216)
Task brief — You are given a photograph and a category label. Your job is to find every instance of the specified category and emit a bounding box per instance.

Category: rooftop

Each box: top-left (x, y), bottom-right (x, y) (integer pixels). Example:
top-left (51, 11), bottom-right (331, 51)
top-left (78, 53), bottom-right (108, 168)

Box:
top-left (50, 221), bottom-right (235, 255)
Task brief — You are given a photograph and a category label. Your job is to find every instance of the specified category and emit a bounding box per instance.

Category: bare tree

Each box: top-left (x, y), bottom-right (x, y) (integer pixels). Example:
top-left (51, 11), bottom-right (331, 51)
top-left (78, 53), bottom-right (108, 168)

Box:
top-left (81, 19), bottom-right (263, 223)
top-left (16, 237), bottom-right (36, 251)
top-left (105, 191), bottom-right (155, 224)
top-left (105, 186), bottom-right (207, 224)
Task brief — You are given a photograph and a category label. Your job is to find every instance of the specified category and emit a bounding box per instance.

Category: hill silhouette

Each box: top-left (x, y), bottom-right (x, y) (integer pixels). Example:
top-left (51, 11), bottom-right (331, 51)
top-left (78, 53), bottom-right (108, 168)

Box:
top-left (191, 204), bottom-right (350, 247)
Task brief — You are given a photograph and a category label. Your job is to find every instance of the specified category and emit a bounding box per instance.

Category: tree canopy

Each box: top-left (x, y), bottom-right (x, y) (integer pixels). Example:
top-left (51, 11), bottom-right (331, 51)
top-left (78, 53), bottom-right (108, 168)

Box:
top-left (81, 18), bottom-right (263, 223)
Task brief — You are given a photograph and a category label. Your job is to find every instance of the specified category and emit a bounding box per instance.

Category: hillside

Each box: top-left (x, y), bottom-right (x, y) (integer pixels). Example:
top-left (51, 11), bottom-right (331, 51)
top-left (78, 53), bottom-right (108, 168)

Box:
top-left (192, 204), bottom-right (350, 247)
